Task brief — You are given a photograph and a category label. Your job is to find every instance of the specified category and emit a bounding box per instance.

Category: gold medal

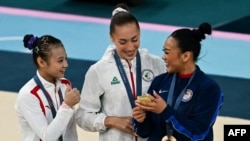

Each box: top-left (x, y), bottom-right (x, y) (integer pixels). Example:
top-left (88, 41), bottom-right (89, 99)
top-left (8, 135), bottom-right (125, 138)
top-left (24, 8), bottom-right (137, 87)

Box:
top-left (161, 135), bottom-right (177, 141)
top-left (137, 95), bottom-right (151, 103)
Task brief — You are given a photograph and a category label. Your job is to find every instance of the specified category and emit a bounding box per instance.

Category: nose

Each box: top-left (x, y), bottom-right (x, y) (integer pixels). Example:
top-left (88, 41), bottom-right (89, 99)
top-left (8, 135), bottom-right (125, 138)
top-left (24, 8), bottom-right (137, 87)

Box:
top-left (64, 60), bottom-right (68, 68)
top-left (128, 41), bottom-right (134, 48)
top-left (162, 54), bottom-right (165, 60)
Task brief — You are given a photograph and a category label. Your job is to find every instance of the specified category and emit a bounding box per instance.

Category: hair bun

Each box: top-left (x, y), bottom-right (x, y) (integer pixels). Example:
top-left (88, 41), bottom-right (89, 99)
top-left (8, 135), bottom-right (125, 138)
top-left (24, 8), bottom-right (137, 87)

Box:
top-left (112, 7), bottom-right (128, 16)
top-left (112, 3), bottom-right (129, 16)
top-left (192, 22), bottom-right (212, 42)
top-left (198, 22), bottom-right (212, 35)
top-left (23, 34), bottom-right (38, 50)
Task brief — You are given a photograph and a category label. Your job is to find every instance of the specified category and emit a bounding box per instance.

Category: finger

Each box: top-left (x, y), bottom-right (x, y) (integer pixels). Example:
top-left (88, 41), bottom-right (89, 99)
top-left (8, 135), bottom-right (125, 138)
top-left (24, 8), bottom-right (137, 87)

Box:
top-left (133, 106), bottom-right (140, 110)
top-left (145, 93), bottom-right (155, 101)
top-left (133, 106), bottom-right (144, 112)
top-left (127, 124), bottom-right (134, 132)
top-left (66, 84), bottom-right (72, 92)
top-left (135, 100), bottom-right (144, 106)
top-left (139, 104), bottom-right (155, 111)
top-left (135, 101), bottom-right (153, 109)
top-left (153, 90), bottom-right (160, 98)
top-left (133, 109), bottom-right (144, 115)
top-left (71, 88), bottom-right (80, 94)
top-left (135, 113), bottom-right (145, 119)
top-left (135, 100), bottom-right (142, 105)
top-left (133, 111), bottom-right (144, 118)
top-left (76, 95), bottom-right (80, 101)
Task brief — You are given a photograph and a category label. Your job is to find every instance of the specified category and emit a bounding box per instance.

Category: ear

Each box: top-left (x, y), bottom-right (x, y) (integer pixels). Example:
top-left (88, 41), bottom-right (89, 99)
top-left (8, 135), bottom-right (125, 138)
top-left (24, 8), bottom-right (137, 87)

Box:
top-left (37, 56), bottom-right (47, 68)
top-left (182, 51), bottom-right (191, 63)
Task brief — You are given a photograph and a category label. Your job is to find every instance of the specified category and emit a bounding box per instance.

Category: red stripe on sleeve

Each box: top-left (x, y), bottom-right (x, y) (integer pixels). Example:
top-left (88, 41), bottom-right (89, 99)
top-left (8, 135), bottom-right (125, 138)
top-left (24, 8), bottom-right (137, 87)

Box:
top-left (31, 86), bottom-right (45, 115)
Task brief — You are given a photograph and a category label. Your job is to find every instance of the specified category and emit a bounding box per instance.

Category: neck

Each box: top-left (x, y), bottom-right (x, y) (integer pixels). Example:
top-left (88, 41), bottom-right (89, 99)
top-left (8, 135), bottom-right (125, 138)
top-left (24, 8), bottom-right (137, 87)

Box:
top-left (179, 64), bottom-right (196, 75)
top-left (38, 70), bottom-right (55, 84)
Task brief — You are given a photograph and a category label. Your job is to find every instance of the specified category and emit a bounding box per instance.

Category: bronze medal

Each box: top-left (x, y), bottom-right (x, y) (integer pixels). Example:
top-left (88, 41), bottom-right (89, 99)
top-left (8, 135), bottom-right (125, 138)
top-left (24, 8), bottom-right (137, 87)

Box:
top-left (161, 135), bottom-right (177, 141)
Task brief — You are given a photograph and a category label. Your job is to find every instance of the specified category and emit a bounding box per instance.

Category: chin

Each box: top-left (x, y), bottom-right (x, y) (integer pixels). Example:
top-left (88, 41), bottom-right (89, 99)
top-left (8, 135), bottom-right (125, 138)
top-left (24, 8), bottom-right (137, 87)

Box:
top-left (126, 55), bottom-right (136, 60)
top-left (58, 74), bottom-right (65, 78)
top-left (167, 67), bottom-right (173, 73)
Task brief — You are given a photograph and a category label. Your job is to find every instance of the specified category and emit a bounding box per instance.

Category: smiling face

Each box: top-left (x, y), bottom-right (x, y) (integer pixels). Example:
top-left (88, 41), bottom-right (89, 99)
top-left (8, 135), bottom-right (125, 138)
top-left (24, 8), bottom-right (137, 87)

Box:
top-left (162, 37), bottom-right (184, 73)
top-left (38, 45), bottom-right (68, 83)
top-left (110, 22), bottom-right (140, 61)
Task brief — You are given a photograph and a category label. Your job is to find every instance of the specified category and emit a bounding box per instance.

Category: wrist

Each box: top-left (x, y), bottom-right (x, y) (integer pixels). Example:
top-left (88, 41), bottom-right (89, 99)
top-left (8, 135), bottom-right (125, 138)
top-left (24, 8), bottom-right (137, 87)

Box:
top-left (61, 102), bottom-right (72, 109)
top-left (104, 116), bottom-right (115, 128)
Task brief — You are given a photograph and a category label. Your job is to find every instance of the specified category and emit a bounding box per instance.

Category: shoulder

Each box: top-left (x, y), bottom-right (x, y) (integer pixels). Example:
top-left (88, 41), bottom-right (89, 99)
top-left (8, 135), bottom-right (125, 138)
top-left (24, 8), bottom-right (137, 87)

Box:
top-left (18, 78), bottom-right (36, 95)
top-left (139, 48), bottom-right (165, 66)
top-left (193, 68), bottom-right (222, 101)
top-left (100, 45), bottom-right (116, 60)
top-left (88, 59), bottom-right (111, 72)
top-left (87, 48), bottom-right (117, 73)
top-left (195, 67), bottom-right (221, 90)
top-left (17, 78), bottom-right (40, 103)
top-left (139, 48), bottom-right (161, 60)
top-left (152, 72), bottom-right (170, 83)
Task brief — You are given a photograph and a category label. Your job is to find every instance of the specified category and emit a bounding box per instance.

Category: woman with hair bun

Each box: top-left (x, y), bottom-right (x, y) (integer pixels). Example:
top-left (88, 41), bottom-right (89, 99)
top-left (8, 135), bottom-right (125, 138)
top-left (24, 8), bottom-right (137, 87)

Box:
top-left (15, 34), bottom-right (80, 141)
top-left (132, 23), bottom-right (223, 141)
top-left (76, 3), bottom-right (166, 141)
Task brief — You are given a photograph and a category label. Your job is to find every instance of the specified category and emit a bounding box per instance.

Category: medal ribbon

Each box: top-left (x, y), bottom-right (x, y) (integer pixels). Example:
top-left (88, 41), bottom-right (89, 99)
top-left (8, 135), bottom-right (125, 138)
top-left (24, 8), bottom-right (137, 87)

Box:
top-left (166, 70), bottom-right (196, 137)
top-left (113, 50), bottom-right (142, 108)
top-left (33, 74), bottom-right (63, 141)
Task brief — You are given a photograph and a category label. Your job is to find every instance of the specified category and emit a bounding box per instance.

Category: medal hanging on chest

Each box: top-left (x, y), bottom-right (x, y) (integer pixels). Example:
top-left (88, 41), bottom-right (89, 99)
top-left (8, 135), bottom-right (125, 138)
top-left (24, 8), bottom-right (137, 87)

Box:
top-left (161, 123), bottom-right (177, 141)
top-left (161, 135), bottom-right (177, 141)
top-left (163, 70), bottom-right (196, 141)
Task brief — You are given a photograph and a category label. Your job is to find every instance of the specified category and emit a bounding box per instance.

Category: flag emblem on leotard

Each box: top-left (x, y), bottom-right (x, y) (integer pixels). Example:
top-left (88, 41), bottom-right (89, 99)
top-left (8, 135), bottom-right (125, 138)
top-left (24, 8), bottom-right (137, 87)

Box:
top-left (182, 89), bottom-right (193, 102)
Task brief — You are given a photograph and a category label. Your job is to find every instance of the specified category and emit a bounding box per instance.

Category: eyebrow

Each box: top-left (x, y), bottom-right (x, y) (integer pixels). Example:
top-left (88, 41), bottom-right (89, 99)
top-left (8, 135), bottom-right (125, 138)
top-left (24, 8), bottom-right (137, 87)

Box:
top-left (162, 48), bottom-right (170, 51)
top-left (119, 35), bottom-right (138, 41)
top-left (56, 56), bottom-right (65, 60)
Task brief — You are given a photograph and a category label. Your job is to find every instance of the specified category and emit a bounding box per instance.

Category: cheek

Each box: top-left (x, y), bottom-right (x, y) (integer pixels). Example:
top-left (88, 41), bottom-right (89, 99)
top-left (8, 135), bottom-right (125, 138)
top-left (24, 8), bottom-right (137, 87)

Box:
top-left (114, 41), bottom-right (125, 48)
top-left (165, 54), bottom-right (173, 61)
top-left (167, 54), bottom-right (179, 65)
top-left (162, 54), bottom-right (168, 61)
top-left (115, 44), bottom-right (125, 53)
top-left (134, 40), bottom-right (140, 47)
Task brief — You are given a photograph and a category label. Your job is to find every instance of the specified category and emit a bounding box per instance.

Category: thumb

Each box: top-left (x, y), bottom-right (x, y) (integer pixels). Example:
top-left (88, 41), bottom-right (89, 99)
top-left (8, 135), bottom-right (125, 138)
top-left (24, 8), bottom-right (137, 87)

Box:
top-left (66, 84), bottom-right (72, 92)
top-left (153, 90), bottom-right (160, 98)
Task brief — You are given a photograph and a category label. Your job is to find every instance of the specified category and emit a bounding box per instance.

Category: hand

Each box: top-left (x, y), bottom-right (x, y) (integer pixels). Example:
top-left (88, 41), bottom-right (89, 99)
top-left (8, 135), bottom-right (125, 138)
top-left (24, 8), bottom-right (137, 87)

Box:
top-left (63, 84), bottom-right (81, 107)
top-left (104, 116), bottom-right (135, 135)
top-left (132, 106), bottom-right (145, 123)
top-left (135, 91), bottom-right (167, 114)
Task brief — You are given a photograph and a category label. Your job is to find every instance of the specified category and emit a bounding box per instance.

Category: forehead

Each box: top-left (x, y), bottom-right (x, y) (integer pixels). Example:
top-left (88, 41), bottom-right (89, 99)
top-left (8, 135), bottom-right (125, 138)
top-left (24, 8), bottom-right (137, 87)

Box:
top-left (49, 45), bottom-right (66, 57)
top-left (164, 37), bottom-right (179, 49)
top-left (113, 22), bottom-right (139, 39)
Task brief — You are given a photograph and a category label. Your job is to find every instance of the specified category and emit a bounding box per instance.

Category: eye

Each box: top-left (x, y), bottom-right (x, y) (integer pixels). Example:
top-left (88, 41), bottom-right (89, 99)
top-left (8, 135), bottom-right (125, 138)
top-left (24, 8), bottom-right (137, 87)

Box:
top-left (132, 38), bottom-right (138, 42)
top-left (58, 59), bottom-right (64, 63)
top-left (57, 57), bottom-right (65, 63)
top-left (162, 48), bottom-right (169, 54)
top-left (119, 40), bottom-right (126, 45)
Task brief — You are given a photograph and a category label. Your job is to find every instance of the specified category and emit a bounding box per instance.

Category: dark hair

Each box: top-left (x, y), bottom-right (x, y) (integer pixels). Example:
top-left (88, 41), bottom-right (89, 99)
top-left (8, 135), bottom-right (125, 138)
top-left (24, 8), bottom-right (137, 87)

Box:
top-left (23, 34), bottom-right (64, 67)
top-left (170, 22), bottom-right (212, 62)
top-left (110, 3), bottom-right (140, 35)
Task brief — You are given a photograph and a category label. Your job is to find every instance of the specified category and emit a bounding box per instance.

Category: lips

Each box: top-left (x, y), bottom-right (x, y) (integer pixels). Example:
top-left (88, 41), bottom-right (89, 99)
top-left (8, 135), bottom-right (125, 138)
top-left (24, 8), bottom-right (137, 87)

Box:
top-left (165, 62), bottom-right (168, 67)
top-left (60, 70), bottom-right (66, 74)
top-left (125, 51), bottom-right (135, 57)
